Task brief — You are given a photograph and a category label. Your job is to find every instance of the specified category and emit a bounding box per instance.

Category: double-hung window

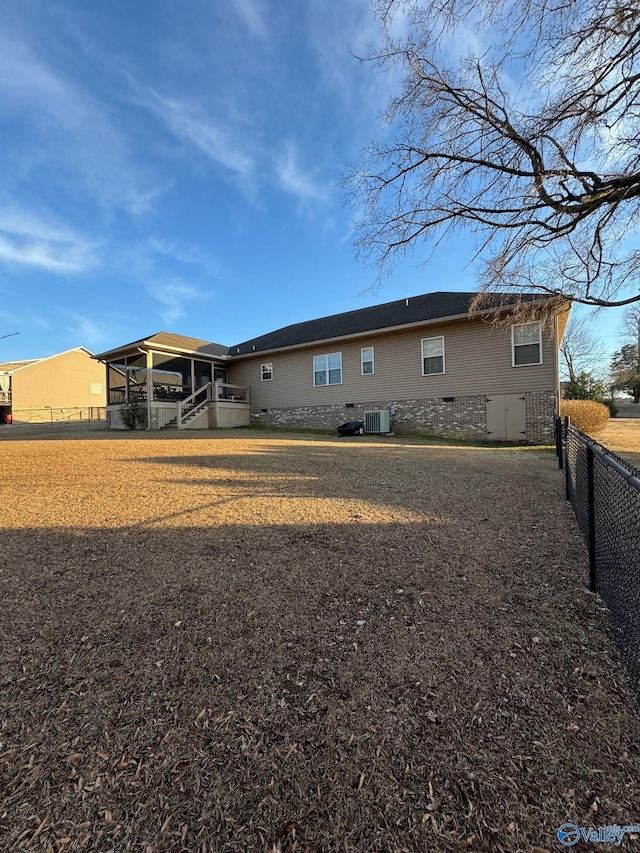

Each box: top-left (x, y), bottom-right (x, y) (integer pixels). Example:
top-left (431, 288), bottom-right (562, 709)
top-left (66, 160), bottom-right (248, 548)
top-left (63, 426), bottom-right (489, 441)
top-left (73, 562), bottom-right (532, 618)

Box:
top-left (261, 363), bottom-right (273, 381)
top-left (313, 352), bottom-right (342, 386)
top-left (422, 336), bottom-right (445, 375)
top-left (361, 346), bottom-right (374, 375)
top-left (512, 322), bottom-right (542, 366)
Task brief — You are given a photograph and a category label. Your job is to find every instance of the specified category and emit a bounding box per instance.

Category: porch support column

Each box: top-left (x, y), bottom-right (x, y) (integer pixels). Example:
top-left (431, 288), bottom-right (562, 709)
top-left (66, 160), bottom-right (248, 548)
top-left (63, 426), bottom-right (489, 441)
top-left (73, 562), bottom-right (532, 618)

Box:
top-left (146, 349), bottom-right (153, 430)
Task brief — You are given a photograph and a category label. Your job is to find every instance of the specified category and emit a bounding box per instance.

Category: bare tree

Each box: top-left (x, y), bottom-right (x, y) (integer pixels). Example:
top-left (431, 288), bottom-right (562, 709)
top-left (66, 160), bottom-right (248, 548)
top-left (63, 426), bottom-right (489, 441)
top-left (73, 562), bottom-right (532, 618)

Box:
top-left (559, 315), bottom-right (607, 382)
top-left (346, 0), bottom-right (640, 311)
top-left (621, 304), bottom-right (640, 353)
top-left (611, 304), bottom-right (640, 400)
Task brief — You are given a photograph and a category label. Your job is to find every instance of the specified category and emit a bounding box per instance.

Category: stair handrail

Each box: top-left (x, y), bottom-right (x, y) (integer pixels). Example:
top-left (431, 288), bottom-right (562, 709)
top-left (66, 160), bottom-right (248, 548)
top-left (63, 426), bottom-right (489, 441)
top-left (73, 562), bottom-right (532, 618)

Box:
top-left (177, 382), bottom-right (212, 428)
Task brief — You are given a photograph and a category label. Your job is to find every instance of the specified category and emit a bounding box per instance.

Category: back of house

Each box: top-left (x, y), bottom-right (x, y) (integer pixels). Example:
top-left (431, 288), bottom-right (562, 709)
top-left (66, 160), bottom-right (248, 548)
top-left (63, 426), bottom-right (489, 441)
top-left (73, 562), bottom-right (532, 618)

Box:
top-left (95, 291), bottom-right (568, 442)
top-left (227, 292), bottom-right (568, 443)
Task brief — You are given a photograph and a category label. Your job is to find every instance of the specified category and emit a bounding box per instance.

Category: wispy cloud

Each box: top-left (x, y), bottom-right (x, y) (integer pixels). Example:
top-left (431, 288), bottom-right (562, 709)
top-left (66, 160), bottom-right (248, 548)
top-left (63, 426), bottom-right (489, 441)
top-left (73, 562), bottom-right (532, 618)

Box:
top-left (304, 1), bottom-right (387, 113)
top-left (0, 208), bottom-right (97, 273)
top-left (108, 238), bottom-right (219, 329)
top-left (0, 29), bottom-right (163, 216)
top-left (276, 144), bottom-right (330, 203)
top-left (146, 237), bottom-right (222, 276)
top-left (150, 279), bottom-right (211, 325)
top-left (230, 0), bottom-right (268, 39)
top-left (64, 313), bottom-right (111, 348)
top-left (145, 90), bottom-right (255, 185)
top-left (116, 235), bottom-right (220, 281)
top-left (0, 306), bottom-right (23, 327)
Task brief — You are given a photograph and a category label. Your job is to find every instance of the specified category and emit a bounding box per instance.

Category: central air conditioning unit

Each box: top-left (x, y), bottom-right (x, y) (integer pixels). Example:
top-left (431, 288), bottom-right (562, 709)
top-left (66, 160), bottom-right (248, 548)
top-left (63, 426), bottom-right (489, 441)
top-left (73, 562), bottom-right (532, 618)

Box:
top-left (364, 409), bottom-right (391, 434)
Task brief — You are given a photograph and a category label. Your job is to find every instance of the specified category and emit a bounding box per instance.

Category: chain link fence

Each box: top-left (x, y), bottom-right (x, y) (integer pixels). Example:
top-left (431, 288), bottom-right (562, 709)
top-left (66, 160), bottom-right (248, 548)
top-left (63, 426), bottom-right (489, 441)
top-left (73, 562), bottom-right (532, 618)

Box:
top-left (555, 413), bottom-right (640, 697)
top-left (6, 407), bottom-right (105, 424)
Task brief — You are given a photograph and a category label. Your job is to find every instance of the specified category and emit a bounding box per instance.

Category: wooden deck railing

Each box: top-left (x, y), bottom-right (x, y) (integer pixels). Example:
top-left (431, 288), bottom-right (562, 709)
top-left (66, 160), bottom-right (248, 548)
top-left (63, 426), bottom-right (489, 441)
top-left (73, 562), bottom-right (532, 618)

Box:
top-left (215, 382), bottom-right (250, 403)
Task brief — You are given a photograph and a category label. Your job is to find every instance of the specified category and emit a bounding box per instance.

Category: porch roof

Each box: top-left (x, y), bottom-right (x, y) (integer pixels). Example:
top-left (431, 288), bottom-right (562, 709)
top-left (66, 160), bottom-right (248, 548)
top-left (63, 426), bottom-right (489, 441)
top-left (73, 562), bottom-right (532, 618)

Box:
top-left (94, 332), bottom-right (229, 362)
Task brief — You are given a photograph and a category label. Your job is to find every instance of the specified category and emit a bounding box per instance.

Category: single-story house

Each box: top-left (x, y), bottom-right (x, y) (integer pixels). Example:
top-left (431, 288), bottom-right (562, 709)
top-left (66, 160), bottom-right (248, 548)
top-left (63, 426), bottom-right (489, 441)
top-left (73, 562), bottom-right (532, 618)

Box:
top-left (0, 346), bottom-right (106, 424)
top-left (94, 291), bottom-right (570, 442)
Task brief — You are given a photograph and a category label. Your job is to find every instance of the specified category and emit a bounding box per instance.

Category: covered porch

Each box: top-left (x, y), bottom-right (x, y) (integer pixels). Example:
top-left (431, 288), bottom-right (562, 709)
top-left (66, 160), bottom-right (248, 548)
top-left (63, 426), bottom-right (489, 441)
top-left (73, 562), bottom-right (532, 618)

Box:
top-left (96, 335), bottom-right (251, 430)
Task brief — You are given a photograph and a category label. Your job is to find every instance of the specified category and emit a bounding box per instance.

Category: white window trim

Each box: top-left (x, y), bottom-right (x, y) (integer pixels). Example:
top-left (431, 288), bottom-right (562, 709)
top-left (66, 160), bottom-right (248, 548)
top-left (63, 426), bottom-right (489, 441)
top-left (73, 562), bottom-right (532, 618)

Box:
top-left (511, 322), bottom-right (543, 367)
top-left (361, 346), bottom-right (375, 375)
top-left (313, 352), bottom-right (342, 387)
top-left (421, 336), bottom-right (445, 376)
top-left (261, 362), bottom-right (273, 381)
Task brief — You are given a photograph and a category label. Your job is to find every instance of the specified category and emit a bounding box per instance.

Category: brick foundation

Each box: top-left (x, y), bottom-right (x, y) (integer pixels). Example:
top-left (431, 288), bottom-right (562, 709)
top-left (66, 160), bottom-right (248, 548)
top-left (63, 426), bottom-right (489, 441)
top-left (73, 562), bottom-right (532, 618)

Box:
top-left (252, 392), bottom-right (556, 444)
top-left (252, 396), bottom-right (487, 440)
top-left (524, 391), bottom-right (556, 444)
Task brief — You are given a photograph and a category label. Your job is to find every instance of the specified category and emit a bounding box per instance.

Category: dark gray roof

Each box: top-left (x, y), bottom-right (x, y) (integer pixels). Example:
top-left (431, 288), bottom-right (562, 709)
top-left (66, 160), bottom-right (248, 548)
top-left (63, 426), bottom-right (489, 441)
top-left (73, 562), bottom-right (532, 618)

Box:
top-left (94, 332), bottom-right (229, 360)
top-left (94, 291), bottom-right (547, 362)
top-left (229, 291), bottom-right (537, 355)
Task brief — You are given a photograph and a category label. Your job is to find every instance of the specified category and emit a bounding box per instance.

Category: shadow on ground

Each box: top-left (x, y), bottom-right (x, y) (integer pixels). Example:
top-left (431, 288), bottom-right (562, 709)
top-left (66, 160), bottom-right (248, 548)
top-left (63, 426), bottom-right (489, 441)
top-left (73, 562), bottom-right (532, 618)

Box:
top-left (1, 435), bottom-right (639, 852)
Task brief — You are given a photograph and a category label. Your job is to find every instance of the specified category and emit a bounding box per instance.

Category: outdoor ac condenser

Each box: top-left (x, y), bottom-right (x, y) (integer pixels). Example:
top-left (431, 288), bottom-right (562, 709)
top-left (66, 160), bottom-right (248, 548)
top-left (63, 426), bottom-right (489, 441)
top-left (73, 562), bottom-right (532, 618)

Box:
top-left (364, 409), bottom-right (391, 434)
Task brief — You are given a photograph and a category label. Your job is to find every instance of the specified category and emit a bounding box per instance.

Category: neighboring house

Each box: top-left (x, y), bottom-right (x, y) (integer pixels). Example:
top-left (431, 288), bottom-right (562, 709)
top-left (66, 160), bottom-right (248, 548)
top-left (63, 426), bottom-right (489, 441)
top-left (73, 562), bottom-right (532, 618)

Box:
top-left (95, 292), bottom-right (570, 442)
top-left (0, 347), bottom-right (106, 424)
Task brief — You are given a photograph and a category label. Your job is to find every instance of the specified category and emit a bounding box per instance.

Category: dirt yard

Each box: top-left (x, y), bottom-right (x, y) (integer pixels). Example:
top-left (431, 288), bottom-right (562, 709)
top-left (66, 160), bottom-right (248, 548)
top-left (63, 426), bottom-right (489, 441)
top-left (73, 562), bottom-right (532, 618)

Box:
top-left (1, 427), bottom-right (639, 853)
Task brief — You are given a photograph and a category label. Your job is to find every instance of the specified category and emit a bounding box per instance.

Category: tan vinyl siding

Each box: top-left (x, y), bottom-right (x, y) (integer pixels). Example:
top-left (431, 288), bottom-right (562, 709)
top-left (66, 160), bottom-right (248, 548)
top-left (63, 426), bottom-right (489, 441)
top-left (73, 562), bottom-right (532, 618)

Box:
top-left (11, 350), bottom-right (106, 409)
top-left (227, 317), bottom-right (558, 409)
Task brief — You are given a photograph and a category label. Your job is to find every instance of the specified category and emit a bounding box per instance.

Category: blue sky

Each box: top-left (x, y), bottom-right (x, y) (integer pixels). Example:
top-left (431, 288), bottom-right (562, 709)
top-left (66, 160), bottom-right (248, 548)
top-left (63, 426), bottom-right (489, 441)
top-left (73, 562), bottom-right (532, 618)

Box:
top-left (0, 0), bottom-right (627, 371)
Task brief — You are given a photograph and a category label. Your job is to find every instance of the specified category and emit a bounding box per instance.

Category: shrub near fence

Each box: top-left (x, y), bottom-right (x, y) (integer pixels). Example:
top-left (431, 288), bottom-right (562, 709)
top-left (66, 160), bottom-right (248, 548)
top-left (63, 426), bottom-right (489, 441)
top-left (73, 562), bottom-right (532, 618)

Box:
top-left (555, 413), bottom-right (640, 699)
top-left (559, 399), bottom-right (610, 434)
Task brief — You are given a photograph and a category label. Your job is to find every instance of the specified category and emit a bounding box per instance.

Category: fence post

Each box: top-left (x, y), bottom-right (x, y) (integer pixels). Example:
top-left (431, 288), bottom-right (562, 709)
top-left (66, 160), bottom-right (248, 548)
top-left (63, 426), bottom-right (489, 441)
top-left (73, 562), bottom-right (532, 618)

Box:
top-left (587, 444), bottom-right (597, 592)
top-left (557, 414), bottom-right (563, 470)
top-left (564, 416), bottom-right (570, 501)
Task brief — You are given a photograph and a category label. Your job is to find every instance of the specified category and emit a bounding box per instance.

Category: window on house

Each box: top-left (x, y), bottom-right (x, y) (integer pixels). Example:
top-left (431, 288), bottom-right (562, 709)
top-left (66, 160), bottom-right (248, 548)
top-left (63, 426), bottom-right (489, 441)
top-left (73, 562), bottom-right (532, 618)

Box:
top-left (422, 336), bottom-right (445, 375)
top-left (512, 322), bottom-right (542, 366)
top-left (261, 363), bottom-right (273, 381)
top-left (90, 382), bottom-right (103, 395)
top-left (361, 346), bottom-right (374, 375)
top-left (313, 352), bottom-right (342, 386)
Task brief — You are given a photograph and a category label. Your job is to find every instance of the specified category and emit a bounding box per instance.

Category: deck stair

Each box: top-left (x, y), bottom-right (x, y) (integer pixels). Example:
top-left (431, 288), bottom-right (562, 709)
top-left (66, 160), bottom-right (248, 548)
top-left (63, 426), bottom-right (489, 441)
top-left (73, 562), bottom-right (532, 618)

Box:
top-left (157, 382), bottom-right (250, 430)
top-left (174, 384), bottom-right (213, 429)
top-left (180, 400), bottom-right (209, 426)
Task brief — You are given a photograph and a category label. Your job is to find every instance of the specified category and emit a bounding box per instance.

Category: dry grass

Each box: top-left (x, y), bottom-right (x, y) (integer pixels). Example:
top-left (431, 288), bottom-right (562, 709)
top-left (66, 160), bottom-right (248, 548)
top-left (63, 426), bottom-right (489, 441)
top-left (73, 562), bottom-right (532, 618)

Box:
top-left (1, 426), bottom-right (639, 853)
top-left (560, 400), bottom-right (610, 435)
top-left (598, 418), bottom-right (640, 468)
